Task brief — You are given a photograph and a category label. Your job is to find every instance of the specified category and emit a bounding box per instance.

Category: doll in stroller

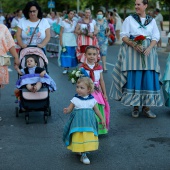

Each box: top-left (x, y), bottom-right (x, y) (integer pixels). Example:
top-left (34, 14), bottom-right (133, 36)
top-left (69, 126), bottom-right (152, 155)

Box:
top-left (14, 47), bottom-right (56, 124)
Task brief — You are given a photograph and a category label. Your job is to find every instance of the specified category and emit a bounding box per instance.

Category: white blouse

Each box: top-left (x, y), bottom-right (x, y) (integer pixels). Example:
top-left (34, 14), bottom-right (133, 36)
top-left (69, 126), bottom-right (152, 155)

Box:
top-left (60, 20), bottom-right (77, 33)
top-left (71, 97), bottom-right (97, 109)
top-left (120, 15), bottom-right (160, 42)
top-left (78, 19), bottom-right (96, 33)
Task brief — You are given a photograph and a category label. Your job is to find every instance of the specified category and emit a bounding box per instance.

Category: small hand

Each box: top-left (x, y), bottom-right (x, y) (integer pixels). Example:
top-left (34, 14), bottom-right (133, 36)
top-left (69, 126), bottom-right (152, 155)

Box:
top-left (101, 119), bottom-right (106, 128)
top-left (63, 108), bottom-right (69, 114)
top-left (40, 72), bottom-right (45, 77)
top-left (14, 64), bottom-right (19, 70)
top-left (104, 94), bottom-right (108, 101)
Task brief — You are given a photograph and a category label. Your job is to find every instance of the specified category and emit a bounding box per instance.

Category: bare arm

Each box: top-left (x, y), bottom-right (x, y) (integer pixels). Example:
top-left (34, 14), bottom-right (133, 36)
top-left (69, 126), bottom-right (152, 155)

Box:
top-left (160, 21), bottom-right (163, 31)
top-left (9, 46), bottom-right (20, 66)
top-left (99, 73), bottom-right (108, 100)
top-left (37, 28), bottom-right (50, 48)
top-left (16, 27), bottom-right (27, 48)
top-left (59, 27), bottom-right (64, 46)
top-left (75, 24), bottom-right (81, 34)
top-left (93, 25), bottom-right (98, 36)
top-left (14, 65), bottom-right (23, 75)
top-left (40, 70), bottom-right (46, 77)
top-left (93, 105), bottom-right (105, 126)
top-left (63, 103), bottom-right (75, 114)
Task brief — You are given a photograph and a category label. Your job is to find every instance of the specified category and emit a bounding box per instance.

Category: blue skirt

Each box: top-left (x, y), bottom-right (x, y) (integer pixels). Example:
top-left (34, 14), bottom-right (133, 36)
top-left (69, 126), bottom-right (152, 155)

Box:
top-left (121, 70), bottom-right (162, 106)
top-left (60, 46), bottom-right (78, 67)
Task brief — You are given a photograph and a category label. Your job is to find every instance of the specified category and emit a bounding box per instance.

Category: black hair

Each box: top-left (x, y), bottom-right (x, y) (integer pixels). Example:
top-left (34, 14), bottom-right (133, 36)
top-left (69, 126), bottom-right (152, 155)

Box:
top-left (155, 8), bottom-right (160, 12)
top-left (97, 9), bottom-right (104, 14)
top-left (142, 0), bottom-right (148, 5)
top-left (16, 9), bottom-right (22, 13)
top-left (23, 1), bottom-right (43, 19)
top-left (67, 9), bottom-right (74, 15)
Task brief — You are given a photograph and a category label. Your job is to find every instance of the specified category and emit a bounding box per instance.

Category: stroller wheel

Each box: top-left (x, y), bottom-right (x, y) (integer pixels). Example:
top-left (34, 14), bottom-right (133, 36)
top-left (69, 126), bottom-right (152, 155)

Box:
top-left (25, 114), bottom-right (29, 124)
top-left (15, 107), bottom-right (19, 117)
top-left (48, 106), bottom-right (51, 116)
top-left (44, 115), bottom-right (48, 124)
top-left (44, 112), bottom-right (48, 124)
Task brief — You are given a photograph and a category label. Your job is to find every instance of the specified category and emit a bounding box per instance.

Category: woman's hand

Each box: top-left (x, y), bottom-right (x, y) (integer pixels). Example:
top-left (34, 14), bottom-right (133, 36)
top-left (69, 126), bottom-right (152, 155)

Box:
top-left (21, 44), bottom-right (27, 48)
top-left (134, 44), bottom-right (143, 53)
top-left (14, 57), bottom-right (20, 66)
top-left (143, 46), bottom-right (152, 56)
top-left (87, 32), bottom-right (94, 38)
top-left (37, 44), bottom-right (44, 48)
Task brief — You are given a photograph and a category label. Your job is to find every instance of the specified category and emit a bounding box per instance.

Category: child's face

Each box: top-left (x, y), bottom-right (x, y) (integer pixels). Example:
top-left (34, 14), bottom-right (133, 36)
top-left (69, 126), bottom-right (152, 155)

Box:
top-left (76, 82), bottom-right (90, 97)
top-left (26, 57), bottom-right (36, 68)
top-left (85, 48), bottom-right (97, 64)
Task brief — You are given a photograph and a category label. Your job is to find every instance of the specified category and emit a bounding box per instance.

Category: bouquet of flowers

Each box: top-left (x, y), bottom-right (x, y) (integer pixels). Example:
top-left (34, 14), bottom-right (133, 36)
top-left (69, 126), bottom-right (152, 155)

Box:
top-left (133, 35), bottom-right (146, 68)
top-left (68, 68), bottom-right (89, 84)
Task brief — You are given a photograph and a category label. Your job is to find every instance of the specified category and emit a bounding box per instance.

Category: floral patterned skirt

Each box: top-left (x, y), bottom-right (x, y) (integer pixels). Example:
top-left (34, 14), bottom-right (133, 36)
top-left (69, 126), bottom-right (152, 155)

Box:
top-left (0, 66), bottom-right (9, 85)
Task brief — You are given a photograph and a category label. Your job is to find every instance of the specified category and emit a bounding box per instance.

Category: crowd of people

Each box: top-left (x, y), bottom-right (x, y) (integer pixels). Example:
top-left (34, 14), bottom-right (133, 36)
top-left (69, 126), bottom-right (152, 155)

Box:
top-left (0, 0), bottom-right (169, 166)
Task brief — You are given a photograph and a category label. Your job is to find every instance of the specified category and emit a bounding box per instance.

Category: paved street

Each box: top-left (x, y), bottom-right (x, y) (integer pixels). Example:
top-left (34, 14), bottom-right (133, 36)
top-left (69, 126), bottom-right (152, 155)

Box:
top-left (0, 45), bottom-right (170, 170)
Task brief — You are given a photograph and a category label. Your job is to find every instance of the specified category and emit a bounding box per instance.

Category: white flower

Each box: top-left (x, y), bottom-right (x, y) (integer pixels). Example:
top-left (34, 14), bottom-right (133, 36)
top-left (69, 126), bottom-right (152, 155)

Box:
top-left (75, 71), bottom-right (81, 77)
top-left (72, 70), bottom-right (76, 75)
top-left (71, 78), bottom-right (76, 84)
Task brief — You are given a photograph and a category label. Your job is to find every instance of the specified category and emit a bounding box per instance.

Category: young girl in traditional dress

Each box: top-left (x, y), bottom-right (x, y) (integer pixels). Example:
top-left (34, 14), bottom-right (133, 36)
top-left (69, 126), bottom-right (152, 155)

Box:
top-left (80, 45), bottom-right (110, 135)
top-left (63, 77), bottom-right (105, 165)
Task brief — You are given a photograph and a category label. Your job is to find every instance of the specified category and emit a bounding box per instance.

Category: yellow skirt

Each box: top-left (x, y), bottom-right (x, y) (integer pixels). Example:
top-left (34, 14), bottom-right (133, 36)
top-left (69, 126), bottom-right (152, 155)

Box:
top-left (67, 132), bottom-right (99, 152)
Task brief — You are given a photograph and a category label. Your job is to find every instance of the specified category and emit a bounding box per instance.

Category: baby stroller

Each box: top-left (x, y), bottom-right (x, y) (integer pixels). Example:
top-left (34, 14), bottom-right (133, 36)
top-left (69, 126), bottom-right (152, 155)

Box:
top-left (15, 46), bottom-right (53, 124)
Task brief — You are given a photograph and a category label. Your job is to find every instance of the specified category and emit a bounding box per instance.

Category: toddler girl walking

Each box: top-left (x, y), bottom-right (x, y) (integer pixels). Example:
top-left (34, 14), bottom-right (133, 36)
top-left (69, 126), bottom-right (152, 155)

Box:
top-left (63, 77), bottom-right (105, 165)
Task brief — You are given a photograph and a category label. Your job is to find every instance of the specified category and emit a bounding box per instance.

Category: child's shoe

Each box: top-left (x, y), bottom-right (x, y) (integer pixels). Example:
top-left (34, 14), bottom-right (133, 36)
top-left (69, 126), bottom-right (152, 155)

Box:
top-left (80, 153), bottom-right (90, 165)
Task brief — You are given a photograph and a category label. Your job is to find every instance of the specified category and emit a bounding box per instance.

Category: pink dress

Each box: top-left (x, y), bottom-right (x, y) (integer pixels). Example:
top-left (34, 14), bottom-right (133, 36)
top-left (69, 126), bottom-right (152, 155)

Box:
top-left (0, 24), bottom-right (15, 85)
top-left (82, 63), bottom-right (110, 130)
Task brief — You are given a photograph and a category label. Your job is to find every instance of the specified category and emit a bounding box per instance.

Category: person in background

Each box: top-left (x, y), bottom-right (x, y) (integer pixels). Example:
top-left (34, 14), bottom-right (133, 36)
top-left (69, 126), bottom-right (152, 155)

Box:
top-left (75, 8), bottom-right (99, 63)
top-left (0, 12), bottom-right (5, 25)
top-left (46, 11), bottom-right (62, 57)
top-left (11, 9), bottom-right (23, 28)
top-left (16, 1), bottom-right (50, 50)
top-left (113, 9), bottom-right (122, 44)
top-left (154, 8), bottom-right (163, 48)
top-left (96, 9), bottom-right (110, 72)
top-left (59, 9), bottom-right (78, 74)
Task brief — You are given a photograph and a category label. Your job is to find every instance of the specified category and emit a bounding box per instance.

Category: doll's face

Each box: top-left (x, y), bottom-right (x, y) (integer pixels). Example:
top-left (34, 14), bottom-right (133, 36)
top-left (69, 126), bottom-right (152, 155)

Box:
top-left (76, 82), bottom-right (90, 97)
top-left (26, 57), bottom-right (37, 68)
top-left (85, 48), bottom-right (97, 65)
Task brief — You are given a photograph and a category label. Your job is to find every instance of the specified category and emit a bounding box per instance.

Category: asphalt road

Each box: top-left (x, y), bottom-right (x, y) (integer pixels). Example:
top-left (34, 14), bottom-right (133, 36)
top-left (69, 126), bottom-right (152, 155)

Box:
top-left (0, 45), bottom-right (170, 170)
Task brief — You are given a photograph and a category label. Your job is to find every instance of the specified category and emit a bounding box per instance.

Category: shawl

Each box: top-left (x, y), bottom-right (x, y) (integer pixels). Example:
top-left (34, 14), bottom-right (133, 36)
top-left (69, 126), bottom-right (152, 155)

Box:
top-left (131, 13), bottom-right (153, 29)
top-left (81, 63), bottom-right (102, 82)
top-left (78, 17), bottom-right (93, 32)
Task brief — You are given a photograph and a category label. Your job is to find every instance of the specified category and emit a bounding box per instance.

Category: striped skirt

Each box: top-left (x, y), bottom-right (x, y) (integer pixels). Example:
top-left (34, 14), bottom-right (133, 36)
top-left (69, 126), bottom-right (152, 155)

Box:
top-left (63, 108), bottom-right (99, 152)
top-left (109, 40), bottom-right (163, 106)
top-left (76, 35), bottom-right (100, 62)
